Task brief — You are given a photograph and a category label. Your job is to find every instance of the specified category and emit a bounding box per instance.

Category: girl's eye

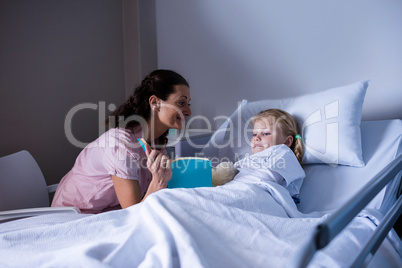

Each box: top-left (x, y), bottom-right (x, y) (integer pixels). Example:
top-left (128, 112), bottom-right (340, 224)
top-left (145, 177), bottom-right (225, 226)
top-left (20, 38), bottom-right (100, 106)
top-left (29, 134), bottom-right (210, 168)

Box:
top-left (252, 134), bottom-right (257, 137)
top-left (263, 132), bottom-right (271, 136)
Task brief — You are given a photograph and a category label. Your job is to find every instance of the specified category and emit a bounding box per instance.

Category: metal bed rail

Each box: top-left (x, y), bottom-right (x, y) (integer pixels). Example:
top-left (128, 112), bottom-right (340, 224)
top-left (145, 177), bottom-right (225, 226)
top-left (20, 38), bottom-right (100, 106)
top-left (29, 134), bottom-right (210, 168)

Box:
top-left (291, 154), bottom-right (402, 268)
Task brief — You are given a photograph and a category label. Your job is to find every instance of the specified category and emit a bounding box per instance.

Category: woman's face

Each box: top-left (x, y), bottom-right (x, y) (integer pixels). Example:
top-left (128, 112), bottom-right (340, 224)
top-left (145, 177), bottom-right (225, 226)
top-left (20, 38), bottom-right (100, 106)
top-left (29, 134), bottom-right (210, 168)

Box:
top-left (157, 85), bottom-right (192, 130)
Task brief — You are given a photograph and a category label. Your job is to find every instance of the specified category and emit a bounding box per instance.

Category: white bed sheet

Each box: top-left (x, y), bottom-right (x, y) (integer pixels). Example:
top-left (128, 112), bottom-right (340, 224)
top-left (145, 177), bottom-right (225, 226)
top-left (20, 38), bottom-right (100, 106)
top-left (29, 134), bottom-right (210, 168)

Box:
top-left (0, 181), bottom-right (400, 268)
top-left (0, 120), bottom-right (400, 267)
top-left (298, 119), bottom-right (402, 214)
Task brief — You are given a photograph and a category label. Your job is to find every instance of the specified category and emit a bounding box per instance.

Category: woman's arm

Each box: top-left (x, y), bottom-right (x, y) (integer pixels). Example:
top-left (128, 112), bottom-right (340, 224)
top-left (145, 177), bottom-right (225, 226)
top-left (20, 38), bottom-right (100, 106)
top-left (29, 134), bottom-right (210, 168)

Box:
top-left (112, 143), bottom-right (172, 209)
top-left (112, 176), bottom-right (142, 208)
top-left (142, 143), bottom-right (172, 200)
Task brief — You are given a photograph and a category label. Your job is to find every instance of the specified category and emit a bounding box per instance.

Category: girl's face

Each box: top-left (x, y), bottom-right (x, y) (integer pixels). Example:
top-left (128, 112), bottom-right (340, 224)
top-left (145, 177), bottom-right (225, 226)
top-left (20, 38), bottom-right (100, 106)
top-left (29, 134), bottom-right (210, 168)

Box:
top-left (251, 118), bottom-right (290, 154)
top-left (156, 85), bottom-right (192, 130)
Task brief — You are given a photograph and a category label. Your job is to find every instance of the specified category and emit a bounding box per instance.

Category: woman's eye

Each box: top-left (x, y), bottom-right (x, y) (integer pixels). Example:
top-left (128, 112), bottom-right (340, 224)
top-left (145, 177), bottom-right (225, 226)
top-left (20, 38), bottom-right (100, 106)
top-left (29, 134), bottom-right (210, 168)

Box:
top-left (178, 101), bottom-right (190, 107)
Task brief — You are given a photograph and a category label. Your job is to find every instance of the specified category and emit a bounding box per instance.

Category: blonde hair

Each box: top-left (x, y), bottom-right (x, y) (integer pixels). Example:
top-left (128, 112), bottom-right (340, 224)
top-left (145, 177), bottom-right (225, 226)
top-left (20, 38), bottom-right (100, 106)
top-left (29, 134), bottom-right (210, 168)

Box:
top-left (251, 109), bottom-right (303, 165)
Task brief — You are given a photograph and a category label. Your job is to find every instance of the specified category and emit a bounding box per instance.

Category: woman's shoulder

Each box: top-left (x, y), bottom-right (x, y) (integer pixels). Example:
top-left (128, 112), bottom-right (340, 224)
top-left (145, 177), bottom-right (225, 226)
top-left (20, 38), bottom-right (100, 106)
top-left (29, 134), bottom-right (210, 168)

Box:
top-left (105, 127), bottom-right (141, 139)
top-left (86, 127), bottom-right (141, 150)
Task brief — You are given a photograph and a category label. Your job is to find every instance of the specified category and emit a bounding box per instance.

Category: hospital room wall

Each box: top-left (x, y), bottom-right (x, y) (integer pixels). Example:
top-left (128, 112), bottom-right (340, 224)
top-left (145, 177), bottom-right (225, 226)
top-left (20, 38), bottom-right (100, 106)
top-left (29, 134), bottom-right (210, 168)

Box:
top-left (0, 0), bottom-right (144, 185)
top-left (154, 0), bottom-right (402, 129)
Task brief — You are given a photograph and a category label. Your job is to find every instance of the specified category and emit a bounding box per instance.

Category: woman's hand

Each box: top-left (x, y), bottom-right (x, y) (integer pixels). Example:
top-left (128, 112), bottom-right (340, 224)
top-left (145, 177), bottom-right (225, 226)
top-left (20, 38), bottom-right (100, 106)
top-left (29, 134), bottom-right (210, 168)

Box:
top-left (113, 142), bottom-right (172, 208)
top-left (144, 143), bottom-right (172, 188)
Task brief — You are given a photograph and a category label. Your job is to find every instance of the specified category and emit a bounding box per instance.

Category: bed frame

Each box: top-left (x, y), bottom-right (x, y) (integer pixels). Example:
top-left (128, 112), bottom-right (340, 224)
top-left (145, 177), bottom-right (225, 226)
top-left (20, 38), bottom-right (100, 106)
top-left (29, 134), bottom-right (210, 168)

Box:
top-left (292, 154), bottom-right (402, 267)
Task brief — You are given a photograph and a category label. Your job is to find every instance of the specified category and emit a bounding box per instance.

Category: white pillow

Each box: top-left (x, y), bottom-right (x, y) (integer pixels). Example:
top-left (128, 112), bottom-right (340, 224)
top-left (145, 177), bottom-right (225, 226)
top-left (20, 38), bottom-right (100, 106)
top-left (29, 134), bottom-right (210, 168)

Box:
top-left (201, 80), bottom-right (368, 167)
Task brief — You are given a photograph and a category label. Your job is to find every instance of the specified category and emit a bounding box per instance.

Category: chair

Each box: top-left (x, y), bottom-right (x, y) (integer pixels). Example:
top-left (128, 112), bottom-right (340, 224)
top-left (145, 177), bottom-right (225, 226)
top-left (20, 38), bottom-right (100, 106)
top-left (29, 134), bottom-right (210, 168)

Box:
top-left (0, 150), bottom-right (80, 223)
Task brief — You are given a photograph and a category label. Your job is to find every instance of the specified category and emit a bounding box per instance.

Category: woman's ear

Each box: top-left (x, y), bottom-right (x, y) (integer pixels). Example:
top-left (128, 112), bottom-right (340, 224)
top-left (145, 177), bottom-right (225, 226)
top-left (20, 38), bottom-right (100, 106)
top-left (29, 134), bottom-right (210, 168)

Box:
top-left (149, 95), bottom-right (160, 111)
top-left (284, 136), bottom-right (293, 148)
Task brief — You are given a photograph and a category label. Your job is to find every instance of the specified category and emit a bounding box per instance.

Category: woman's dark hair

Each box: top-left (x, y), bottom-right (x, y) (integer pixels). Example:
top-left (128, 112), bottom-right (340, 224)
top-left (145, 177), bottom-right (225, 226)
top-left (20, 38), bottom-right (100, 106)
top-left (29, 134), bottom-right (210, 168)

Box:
top-left (105, 69), bottom-right (189, 145)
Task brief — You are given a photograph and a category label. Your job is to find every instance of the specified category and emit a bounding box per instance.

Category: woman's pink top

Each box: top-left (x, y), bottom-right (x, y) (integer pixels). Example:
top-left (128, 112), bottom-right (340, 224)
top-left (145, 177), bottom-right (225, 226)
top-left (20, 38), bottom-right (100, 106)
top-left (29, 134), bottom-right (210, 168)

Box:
top-left (52, 127), bottom-right (163, 214)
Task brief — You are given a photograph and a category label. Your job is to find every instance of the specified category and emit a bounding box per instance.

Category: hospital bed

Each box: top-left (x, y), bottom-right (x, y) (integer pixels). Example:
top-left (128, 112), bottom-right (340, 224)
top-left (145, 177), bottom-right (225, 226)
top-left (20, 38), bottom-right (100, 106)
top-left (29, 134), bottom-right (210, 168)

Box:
top-left (0, 81), bottom-right (401, 267)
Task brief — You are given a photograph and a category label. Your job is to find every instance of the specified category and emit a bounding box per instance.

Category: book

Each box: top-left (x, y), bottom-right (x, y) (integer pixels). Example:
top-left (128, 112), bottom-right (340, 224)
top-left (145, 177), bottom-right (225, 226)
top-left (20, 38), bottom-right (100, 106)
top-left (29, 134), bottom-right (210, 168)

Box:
top-left (137, 138), bottom-right (212, 188)
top-left (168, 157), bottom-right (212, 188)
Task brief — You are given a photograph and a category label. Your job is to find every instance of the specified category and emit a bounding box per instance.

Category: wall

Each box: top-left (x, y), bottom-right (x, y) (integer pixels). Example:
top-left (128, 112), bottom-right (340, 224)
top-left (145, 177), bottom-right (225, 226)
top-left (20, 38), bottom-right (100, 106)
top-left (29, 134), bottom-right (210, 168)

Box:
top-left (0, 0), bottom-right (132, 185)
top-left (138, 0), bottom-right (158, 83)
top-left (155, 0), bottom-right (402, 129)
top-left (1, 0), bottom-right (401, 185)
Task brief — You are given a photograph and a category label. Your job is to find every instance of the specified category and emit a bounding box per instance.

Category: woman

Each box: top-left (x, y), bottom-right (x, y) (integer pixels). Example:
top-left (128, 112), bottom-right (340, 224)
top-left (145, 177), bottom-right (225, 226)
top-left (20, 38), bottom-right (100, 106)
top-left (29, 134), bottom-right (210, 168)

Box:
top-left (52, 70), bottom-right (192, 213)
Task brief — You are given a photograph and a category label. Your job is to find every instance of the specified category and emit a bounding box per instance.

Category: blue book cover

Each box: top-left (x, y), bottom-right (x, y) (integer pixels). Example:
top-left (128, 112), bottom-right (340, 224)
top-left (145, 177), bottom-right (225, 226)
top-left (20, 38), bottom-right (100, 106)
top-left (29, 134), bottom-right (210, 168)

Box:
top-left (137, 138), bottom-right (212, 188)
top-left (169, 157), bottom-right (212, 188)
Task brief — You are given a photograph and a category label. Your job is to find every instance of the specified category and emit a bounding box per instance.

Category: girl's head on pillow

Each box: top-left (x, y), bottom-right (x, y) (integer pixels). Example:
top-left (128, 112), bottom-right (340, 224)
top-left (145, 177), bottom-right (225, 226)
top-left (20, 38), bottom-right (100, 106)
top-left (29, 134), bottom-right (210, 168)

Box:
top-left (250, 109), bottom-right (303, 165)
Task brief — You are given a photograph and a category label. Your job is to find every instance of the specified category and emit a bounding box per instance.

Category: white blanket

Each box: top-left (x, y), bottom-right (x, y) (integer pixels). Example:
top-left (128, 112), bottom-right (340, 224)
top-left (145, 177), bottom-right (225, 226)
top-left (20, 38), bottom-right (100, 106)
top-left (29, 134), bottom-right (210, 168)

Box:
top-left (0, 181), bottom-right (400, 267)
top-left (234, 144), bottom-right (305, 197)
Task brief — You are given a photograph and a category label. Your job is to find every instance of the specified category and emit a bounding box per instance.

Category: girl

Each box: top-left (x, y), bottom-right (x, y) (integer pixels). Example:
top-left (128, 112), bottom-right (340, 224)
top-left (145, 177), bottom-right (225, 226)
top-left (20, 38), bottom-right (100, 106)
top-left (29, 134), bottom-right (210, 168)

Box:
top-left (52, 70), bottom-right (192, 213)
top-left (233, 109), bottom-right (304, 198)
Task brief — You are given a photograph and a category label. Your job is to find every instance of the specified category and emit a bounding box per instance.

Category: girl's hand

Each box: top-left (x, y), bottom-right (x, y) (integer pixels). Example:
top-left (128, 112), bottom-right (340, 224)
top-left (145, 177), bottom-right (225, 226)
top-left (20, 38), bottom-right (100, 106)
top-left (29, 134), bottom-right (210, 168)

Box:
top-left (144, 143), bottom-right (172, 187)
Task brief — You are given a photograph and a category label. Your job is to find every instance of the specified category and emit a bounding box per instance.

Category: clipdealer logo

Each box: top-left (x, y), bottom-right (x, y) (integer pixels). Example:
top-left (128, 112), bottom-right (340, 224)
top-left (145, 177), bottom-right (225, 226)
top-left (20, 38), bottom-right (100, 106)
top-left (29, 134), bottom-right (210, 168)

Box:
top-left (63, 100), bottom-right (340, 165)
top-left (302, 100), bottom-right (339, 165)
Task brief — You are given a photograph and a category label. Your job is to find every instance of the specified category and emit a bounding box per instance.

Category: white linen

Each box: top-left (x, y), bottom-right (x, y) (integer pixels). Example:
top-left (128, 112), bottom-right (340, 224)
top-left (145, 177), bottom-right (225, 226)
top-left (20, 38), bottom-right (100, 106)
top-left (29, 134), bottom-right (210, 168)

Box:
top-left (233, 144), bottom-right (305, 197)
top-left (200, 81), bottom-right (368, 167)
top-left (298, 119), bottom-right (402, 214)
top-left (1, 181), bottom-right (400, 268)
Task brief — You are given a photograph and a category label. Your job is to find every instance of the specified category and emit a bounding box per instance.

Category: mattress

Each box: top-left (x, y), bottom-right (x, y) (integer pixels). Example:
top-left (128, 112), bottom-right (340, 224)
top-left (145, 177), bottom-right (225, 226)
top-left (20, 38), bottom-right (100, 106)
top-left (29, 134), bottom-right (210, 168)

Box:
top-left (298, 119), bottom-right (402, 214)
